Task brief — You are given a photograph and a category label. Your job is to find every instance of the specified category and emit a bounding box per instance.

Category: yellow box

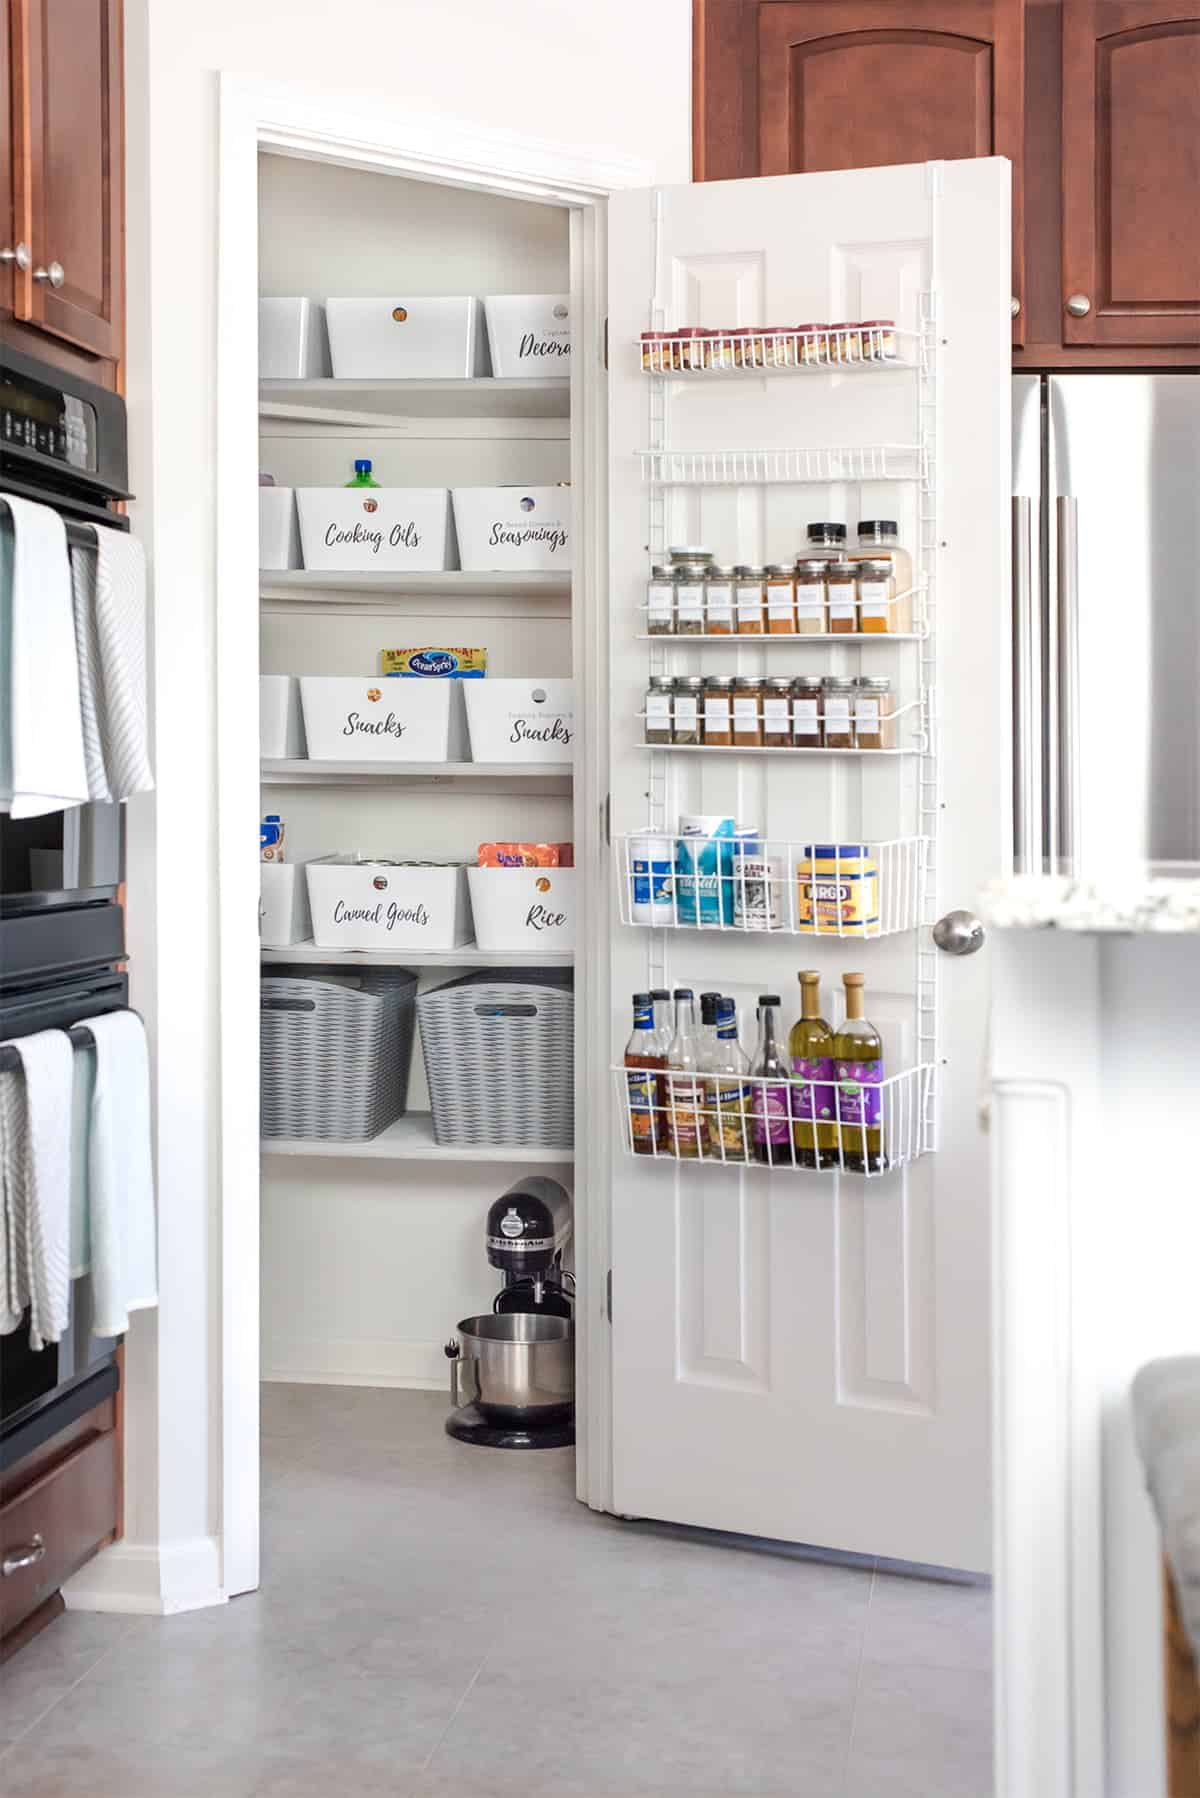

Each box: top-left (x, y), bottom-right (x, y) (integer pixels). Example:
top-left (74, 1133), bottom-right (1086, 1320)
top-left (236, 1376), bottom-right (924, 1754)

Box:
top-left (796, 845), bottom-right (879, 934)
top-left (379, 646), bottom-right (488, 678)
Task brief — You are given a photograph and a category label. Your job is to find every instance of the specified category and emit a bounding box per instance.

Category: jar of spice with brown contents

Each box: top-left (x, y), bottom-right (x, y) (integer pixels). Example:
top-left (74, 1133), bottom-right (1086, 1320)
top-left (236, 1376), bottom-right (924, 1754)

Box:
top-left (826, 563), bottom-right (859, 633)
top-left (673, 561), bottom-right (707, 636)
top-left (734, 565), bottom-right (766, 635)
top-left (794, 558), bottom-right (830, 634)
top-left (732, 676), bottom-right (764, 747)
top-left (702, 675), bottom-right (734, 746)
top-left (791, 675), bottom-right (823, 748)
top-left (646, 563), bottom-right (676, 636)
top-left (644, 675), bottom-right (673, 745)
top-left (853, 677), bottom-right (895, 750)
top-left (762, 678), bottom-right (794, 748)
top-left (820, 676), bottom-right (856, 748)
top-left (764, 564), bottom-right (797, 634)
top-left (703, 564), bottom-right (736, 635)
top-left (672, 676), bottom-right (703, 745)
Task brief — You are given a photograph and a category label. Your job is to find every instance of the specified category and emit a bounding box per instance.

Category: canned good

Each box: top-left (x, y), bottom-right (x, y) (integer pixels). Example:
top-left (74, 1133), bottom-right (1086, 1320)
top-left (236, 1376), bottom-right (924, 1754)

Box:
top-left (796, 843), bottom-right (879, 935)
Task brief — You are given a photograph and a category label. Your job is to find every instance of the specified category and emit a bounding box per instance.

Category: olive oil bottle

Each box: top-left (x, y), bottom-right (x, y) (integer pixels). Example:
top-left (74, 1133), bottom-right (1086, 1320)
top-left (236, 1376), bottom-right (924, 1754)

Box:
top-left (788, 971), bottom-right (837, 1169)
top-left (832, 973), bottom-right (884, 1173)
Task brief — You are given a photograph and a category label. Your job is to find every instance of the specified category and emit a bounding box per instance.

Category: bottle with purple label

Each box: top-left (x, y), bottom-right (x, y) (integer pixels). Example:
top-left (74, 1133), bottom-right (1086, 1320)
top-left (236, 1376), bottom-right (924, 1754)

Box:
top-left (788, 970), bottom-right (837, 1169)
top-left (751, 994), bottom-right (792, 1166)
top-left (833, 973), bottom-right (884, 1173)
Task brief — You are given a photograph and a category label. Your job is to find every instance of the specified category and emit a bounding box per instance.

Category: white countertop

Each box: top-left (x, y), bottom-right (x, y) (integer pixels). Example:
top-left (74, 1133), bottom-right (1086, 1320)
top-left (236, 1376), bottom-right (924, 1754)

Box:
top-left (980, 869), bottom-right (1200, 933)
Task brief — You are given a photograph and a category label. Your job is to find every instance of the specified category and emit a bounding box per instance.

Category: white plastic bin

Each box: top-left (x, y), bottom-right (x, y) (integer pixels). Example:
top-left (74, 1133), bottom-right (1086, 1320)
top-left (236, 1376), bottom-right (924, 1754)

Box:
top-left (295, 487), bottom-right (455, 572)
top-left (259, 297), bottom-right (330, 378)
top-left (451, 486), bottom-right (571, 572)
top-left (484, 294), bottom-right (571, 377)
top-left (298, 676), bottom-right (468, 763)
top-left (260, 862), bottom-right (312, 949)
top-left (467, 867), bottom-right (576, 954)
top-left (259, 487), bottom-right (302, 570)
top-left (260, 675), bottom-right (306, 759)
top-left (306, 856), bottom-right (471, 952)
top-left (462, 678), bottom-right (574, 764)
top-left (325, 296), bottom-right (486, 379)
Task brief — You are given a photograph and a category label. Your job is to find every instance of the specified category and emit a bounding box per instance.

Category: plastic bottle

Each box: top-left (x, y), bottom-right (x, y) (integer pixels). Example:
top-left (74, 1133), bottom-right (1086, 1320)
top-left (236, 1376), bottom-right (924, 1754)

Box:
top-left (666, 987), bottom-right (706, 1159)
top-left (751, 994), bottom-right (792, 1166)
top-left (345, 458), bottom-right (380, 488)
top-left (624, 993), bottom-right (666, 1156)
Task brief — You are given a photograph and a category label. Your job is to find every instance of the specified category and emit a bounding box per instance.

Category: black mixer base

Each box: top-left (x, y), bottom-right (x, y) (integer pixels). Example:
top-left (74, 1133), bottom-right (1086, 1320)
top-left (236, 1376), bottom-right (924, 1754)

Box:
top-left (445, 1404), bottom-right (575, 1450)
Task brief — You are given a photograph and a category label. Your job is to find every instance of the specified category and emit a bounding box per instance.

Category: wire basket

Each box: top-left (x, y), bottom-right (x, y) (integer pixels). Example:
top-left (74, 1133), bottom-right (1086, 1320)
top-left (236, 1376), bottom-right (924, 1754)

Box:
top-left (417, 970), bottom-right (574, 1149)
top-left (261, 970), bottom-right (418, 1141)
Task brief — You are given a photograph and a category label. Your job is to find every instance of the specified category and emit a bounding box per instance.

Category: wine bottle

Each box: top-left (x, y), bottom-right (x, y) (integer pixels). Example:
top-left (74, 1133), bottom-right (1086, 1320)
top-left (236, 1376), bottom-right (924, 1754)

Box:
top-left (788, 971), bottom-right (837, 1169)
top-left (624, 993), bottom-right (665, 1156)
top-left (751, 994), bottom-right (792, 1166)
top-left (706, 995), bottom-right (751, 1163)
top-left (832, 973), bottom-right (885, 1173)
top-left (666, 987), bottom-right (705, 1160)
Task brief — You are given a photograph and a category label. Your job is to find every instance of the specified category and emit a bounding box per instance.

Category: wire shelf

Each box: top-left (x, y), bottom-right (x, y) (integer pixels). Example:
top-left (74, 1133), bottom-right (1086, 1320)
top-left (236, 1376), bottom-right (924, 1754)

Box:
top-left (612, 1062), bottom-right (935, 1179)
top-left (637, 445), bottom-right (925, 486)
top-left (638, 578), bottom-right (929, 640)
top-left (639, 323), bottom-right (919, 377)
top-left (615, 834), bottom-right (929, 939)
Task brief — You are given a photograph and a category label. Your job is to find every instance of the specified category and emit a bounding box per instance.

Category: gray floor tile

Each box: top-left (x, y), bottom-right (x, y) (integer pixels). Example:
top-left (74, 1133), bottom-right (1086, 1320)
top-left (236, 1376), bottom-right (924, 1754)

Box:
top-left (865, 1568), bottom-right (993, 1673)
top-left (0, 1611), bottom-right (142, 1746)
top-left (844, 1658), bottom-right (993, 1798)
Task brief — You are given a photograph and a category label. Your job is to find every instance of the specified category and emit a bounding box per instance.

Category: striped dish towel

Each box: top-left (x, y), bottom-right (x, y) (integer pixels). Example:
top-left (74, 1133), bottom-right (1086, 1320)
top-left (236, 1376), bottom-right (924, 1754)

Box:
top-left (69, 525), bottom-right (154, 802)
top-left (0, 1032), bottom-right (74, 1349)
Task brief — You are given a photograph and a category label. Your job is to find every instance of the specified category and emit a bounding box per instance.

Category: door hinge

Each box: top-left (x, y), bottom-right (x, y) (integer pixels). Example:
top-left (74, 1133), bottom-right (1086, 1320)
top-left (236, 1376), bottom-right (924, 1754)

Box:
top-left (601, 792), bottom-right (611, 848)
top-left (606, 1268), bottom-right (613, 1322)
top-left (603, 316), bottom-right (608, 371)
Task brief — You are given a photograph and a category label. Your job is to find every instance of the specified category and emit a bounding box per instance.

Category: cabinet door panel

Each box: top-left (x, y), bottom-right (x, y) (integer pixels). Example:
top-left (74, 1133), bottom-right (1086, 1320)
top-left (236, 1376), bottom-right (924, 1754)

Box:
top-left (1, 0), bottom-right (13, 318)
top-left (23, 0), bottom-right (122, 359)
top-left (1063, 0), bottom-right (1200, 347)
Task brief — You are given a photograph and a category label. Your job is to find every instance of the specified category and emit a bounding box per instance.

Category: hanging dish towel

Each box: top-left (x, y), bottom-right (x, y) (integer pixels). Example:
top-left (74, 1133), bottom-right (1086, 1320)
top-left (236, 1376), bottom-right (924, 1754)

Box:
top-left (0, 496), bottom-right (89, 817)
top-left (86, 1010), bottom-right (157, 1336)
top-left (69, 525), bottom-right (154, 802)
top-left (0, 1031), bottom-right (74, 1348)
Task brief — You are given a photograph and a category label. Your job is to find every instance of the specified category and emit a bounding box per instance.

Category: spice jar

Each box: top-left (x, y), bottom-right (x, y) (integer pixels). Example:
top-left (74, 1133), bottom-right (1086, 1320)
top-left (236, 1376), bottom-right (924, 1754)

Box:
top-left (639, 331), bottom-right (667, 373)
top-left (673, 561), bottom-right (707, 636)
top-left (851, 522), bottom-right (914, 634)
top-left (794, 558), bottom-right (829, 634)
top-left (855, 558), bottom-right (897, 635)
top-left (672, 676), bottom-right (703, 746)
top-left (676, 327), bottom-right (709, 371)
top-left (764, 326), bottom-right (795, 369)
top-left (805, 522), bottom-right (847, 559)
top-left (734, 564), bottom-right (766, 635)
top-left (809, 324), bottom-right (832, 365)
top-left (644, 674), bottom-right (673, 745)
top-left (702, 674), bottom-right (734, 746)
top-left (853, 677), bottom-right (895, 750)
top-left (646, 563), bottom-right (676, 636)
top-left (862, 319), bottom-right (898, 361)
top-left (826, 563), bottom-right (859, 634)
top-left (707, 329), bottom-right (735, 372)
top-left (821, 676), bottom-right (855, 748)
top-left (728, 327), bottom-right (755, 370)
top-left (668, 545), bottom-right (713, 566)
top-left (762, 677), bottom-right (793, 748)
top-left (732, 676), bottom-right (764, 747)
top-left (796, 324), bottom-right (822, 367)
top-left (831, 322), bottom-right (863, 363)
top-left (791, 675), bottom-right (823, 747)
top-left (703, 564), bottom-right (736, 635)
top-left (764, 563), bottom-right (797, 634)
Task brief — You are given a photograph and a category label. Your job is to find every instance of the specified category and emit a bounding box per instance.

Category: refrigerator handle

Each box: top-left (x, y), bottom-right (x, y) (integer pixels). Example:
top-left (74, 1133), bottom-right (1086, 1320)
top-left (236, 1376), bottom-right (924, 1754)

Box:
top-left (1056, 496), bottom-right (1080, 874)
top-left (1011, 497), bottom-right (1039, 873)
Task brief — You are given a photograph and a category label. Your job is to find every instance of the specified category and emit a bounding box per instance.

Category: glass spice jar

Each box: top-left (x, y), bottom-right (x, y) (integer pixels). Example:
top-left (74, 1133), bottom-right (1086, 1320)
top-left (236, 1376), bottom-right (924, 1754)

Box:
top-left (703, 564), bottom-right (736, 635)
top-left (796, 323), bottom-right (822, 367)
top-left (639, 331), bottom-right (667, 373)
top-left (673, 561), bottom-right (707, 635)
top-left (702, 674), bottom-right (734, 746)
top-left (809, 323), bottom-right (832, 365)
top-left (732, 676), bottom-right (764, 747)
top-left (646, 563), bottom-right (676, 636)
top-left (707, 329), bottom-right (735, 372)
top-left (672, 676), bottom-right (704, 745)
top-left (862, 319), bottom-right (898, 361)
top-left (676, 327), bottom-right (709, 371)
top-left (852, 522), bottom-right (914, 634)
top-left (668, 545), bottom-right (713, 566)
top-left (805, 522), bottom-right (847, 559)
top-left (764, 563), bottom-right (797, 634)
top-left (762, 677), bottom-right (794, 748)
top-left (853, 676), bottom-right (895, 750)
top-left (826, 562), bottom-right (859, 633)
top-left (854, 558), bottom-right (897, 635)
top-left (644, 675), bottom-right (673, 744)
top-left (794, 558), bottom-right (830, 634)
top-left (791, 674), bottom-right (823, 747)
top-left (764, 326), bottom-right (795, 369)
top-left (734, 564), bottom-right (766, 635)
top-left (821, 676), bottom-right (856, 748)
top-left (831, 322), bottom-right (863, 364)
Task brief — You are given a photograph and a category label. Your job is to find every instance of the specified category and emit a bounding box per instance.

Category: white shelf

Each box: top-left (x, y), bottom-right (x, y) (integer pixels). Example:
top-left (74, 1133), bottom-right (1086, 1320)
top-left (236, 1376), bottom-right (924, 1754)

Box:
top-left (635, 632), bottom-right (924, 644)
top-left (261, 569), bottom-right (571, 604)
top-left (261, 1113), bottom-right (573, 1163)
top-left (640, 742), bottom-right (920, 759)
top-left (259, 376), bottom-right (570, 424)
top-left (261, 942), bottom-right (573, 968)
top-left (261, 758), bottom-right (573, 787)
top-left (638, 445), bottom-right (924, 486)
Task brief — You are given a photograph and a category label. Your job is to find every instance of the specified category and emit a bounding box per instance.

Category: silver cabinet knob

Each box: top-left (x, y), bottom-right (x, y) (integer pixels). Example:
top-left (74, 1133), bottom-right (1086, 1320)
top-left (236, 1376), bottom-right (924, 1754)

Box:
top-left (2, 1533), bottom-right (46, 1577)
top-left (1011, 296), bottom-right (1021, 317)
top-left (32, 260), bottom-right (65, 289)
top-left (1065, 293), bottom-right (1091, 318)
top-left (0, 242), bottom-right (31, 269)
top-left (933, 910), bottom-right (986, 956)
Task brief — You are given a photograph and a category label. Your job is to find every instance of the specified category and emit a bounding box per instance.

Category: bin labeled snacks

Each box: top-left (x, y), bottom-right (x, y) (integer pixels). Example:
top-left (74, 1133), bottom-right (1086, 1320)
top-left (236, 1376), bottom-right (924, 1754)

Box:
top-left (463, 678), bottom-right (574, 763)
top-left (298, 676), bottom-right (468, 763)
top-left (296, 487), bottom-right (455, 572)
top-left (305, 856), bottom-right (471, 952)
top-left (325, 296), bottom-right (486, 380)
top-left (451, 486), bottom-right (571, 572)
top-left (484, 294), bottom-right (571, 377)
top-left (467, 867), bottom-right (577, 953)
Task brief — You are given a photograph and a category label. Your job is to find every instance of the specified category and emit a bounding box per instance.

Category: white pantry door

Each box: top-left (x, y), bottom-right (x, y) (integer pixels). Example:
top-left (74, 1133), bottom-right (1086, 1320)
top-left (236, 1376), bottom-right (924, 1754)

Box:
top-left (604, 160), bottom-right (1010, 1570)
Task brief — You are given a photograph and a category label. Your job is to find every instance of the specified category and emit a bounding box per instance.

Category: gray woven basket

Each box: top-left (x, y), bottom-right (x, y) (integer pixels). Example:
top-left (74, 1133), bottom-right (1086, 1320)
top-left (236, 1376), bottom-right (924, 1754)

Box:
top-left (417, 971), bottom-right (574, 1149)
top-left (261, 970), bottom-right (418, 1140)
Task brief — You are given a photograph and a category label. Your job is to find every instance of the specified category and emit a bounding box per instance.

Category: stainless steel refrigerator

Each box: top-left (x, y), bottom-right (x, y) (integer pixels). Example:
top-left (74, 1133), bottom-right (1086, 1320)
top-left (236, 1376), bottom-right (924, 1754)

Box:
top-left (1012, 374), bottom-right (1200, 878)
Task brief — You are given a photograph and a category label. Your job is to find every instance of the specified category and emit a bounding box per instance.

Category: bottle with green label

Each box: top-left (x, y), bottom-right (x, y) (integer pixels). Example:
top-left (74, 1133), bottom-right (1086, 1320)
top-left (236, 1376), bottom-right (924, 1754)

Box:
top-left (832, 973), bottom-right (885, 1173)
top-left (345, 458), bottom-right (380, 488)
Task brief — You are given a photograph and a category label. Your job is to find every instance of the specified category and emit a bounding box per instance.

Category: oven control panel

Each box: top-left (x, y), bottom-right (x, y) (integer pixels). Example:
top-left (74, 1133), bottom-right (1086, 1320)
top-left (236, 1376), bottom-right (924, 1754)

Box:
top-left (1, 374), bottom-right (97, 472)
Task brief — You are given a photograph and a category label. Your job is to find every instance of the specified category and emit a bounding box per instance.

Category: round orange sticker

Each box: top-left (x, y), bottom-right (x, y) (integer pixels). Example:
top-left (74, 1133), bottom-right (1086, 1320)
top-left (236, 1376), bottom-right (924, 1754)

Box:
top-left (392, 307), bottom-right (408, 322)
top-left (535, 877), bottom-right (551, 893)
top-left (367, 688), bottom-right (382, 703)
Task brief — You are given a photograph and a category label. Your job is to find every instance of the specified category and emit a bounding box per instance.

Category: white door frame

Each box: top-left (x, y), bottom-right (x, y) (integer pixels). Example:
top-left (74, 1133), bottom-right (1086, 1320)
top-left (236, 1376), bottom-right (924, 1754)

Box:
top-left (215, 72), bottom-right (651, 1597)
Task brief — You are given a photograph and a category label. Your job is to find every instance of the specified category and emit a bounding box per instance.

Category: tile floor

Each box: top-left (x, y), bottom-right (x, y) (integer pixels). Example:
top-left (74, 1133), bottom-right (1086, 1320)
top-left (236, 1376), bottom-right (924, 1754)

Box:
top-left (0, 1386), bottom-right (993, 1796)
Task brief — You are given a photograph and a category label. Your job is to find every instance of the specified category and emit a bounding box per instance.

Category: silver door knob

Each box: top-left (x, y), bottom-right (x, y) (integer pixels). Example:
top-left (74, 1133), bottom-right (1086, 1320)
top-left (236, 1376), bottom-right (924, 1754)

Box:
top-left (933, 910), bottom-right (986, 956)
top-left (32, 260), bottom-right (65, 289)
top-left (1010, 296), bottom-right (1021, 317)
top-left (1065, 293), bottom-right (1091, 318)
top-left (0, 242), bottom-right (31, 269)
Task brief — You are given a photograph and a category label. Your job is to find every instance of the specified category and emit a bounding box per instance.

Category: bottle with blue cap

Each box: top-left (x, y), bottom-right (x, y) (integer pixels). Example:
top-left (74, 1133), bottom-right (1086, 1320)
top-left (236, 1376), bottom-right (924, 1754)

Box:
top-left (344, 458), bottom-right (380, 488)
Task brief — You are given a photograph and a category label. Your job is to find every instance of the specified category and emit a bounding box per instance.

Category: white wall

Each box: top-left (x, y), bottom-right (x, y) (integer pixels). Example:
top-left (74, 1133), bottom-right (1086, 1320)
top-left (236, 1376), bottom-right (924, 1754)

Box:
top-left (101, 0), bottom-right (690, 1611)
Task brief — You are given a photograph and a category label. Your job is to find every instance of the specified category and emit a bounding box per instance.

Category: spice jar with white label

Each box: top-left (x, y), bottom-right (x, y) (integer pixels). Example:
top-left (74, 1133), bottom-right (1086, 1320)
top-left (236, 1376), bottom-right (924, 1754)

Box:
top-left (805, 522), bottom-right (847, 560)
top-left (853, 677), bottom-right (895, 749)
top-left (732, 676), bottom-right (764, 747)
top-left (646, 563), bottom-right (676, 635)
top-left (734, 565), bottom-right (766, 635)
top-left (826, 563), bottom-right (859, 634)
top-left (821, 676), bottom-right (856, 748)
top-left (673, 561), bottom-right (707, 636)
top-left (854, 559), bottom-right (898, 636)
top-left (764, 564), bottom-right (797, 634)
top-left (644, 675), bottom-right (673, 744)
top-left (762, 677), bottom-right (794, 748)
top-left (792, 675), bottom-right (823, 747)
top-left (794, 558), bottom-right (829, 633)
top-left (851, 522), bottom-right (914, 634)
top-left (831, 322), bottom-right (863, 364)
top-left (672, 676), bottom-right (703, 745)
top-left (704, 564), bottom-right (736, 635)
top-left (702, 675), bottom-right (734, 746)
top-left (640, 332), bottom-right (667, 372)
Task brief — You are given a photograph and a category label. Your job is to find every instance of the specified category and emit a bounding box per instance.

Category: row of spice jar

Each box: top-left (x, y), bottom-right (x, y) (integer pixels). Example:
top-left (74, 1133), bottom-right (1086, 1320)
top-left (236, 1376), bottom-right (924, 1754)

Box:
top-left (648, 525), bottom-right (914, 636)
top-left (639, 320), bottom-right (901, 373)
top-left (644, 674), bottom-right (898, 751)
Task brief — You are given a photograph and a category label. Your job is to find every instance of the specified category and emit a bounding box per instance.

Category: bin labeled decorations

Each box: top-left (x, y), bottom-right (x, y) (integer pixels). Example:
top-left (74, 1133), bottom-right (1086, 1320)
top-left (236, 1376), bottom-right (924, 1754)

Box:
top-left (258, 297), bottom-right (330, 379)
top-left (452, 486), bottom-right (571, 572)
top-left (260, 862), bottom-right (312, 949)
top-left (467, 867), bottom-right (577, 953)
top-left (463, 678), bottom-right (574, 763)
top-left (260, 675), bottom-right (306, 759)
top-left (259, 486), bottom-right (302, 570)
top-left (296, 487), bottom-right (455, 572)
top-left (298, 676), bottom-right (468, 762)
top-left (305, 855), bottom-right (472, 952)
top-left (325, 296), bottom-right (487, 380)
top-left (484, 294), bottom-right (571, 377)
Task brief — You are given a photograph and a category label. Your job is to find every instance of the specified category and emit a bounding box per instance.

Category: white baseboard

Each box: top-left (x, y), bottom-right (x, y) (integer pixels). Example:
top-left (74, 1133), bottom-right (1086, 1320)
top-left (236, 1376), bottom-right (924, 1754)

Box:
top-left (261, 1336), bottom-right (447, 1390)
top-left (63, 1535), bottom-right (226, 1616)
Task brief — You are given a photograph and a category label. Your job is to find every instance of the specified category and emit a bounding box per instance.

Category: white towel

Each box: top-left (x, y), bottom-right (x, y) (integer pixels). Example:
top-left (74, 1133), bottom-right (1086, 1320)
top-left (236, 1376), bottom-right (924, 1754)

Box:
top-left (0, 1031), bottom-right (74, 1348)
top-left (70, 526), bottom-right (154, 803)
top-left (0, 1069), bottom-right (26, 1334)
top-left (0, 495), bottom-right (90, 816)
top-left (86, 1010), bottom-right (156, 1336)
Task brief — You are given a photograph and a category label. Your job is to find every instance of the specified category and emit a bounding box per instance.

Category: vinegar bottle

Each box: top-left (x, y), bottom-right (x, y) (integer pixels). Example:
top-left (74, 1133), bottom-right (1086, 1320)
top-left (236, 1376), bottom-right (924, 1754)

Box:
top-left (666, 987), bottom-right (706, 1160)
top-left (788, 971), bottom-right (837, 1169)
top-left (751, 995), bottom-right (792, 1166)
top-left (832, 973), bottom-right (885, 1173)
top-left (624, 993), bottom-right (665, 1156)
